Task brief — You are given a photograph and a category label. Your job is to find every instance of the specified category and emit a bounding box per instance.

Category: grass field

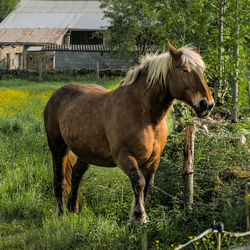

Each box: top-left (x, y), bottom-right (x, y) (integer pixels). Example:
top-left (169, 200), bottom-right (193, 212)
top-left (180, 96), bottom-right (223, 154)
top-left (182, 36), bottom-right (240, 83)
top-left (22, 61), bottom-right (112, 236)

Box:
top-left (0, 75), bottom-right (249, 249)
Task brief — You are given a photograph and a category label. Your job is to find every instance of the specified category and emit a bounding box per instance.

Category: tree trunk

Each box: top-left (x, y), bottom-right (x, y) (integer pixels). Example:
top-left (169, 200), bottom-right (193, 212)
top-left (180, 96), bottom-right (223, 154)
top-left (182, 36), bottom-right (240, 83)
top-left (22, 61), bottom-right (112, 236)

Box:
top-left (247, 65), bottom-right (250, 107)
top-left (215, 0), bottom-right (226, 104)
top-left (231, 0), bottom-right (239, 122)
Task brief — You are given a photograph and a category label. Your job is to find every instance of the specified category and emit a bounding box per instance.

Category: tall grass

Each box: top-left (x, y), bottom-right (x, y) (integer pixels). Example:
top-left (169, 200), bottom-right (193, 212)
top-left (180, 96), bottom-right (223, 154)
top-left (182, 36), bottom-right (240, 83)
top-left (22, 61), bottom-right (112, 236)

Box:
top-left (0, 75), bottom-right (249, 249)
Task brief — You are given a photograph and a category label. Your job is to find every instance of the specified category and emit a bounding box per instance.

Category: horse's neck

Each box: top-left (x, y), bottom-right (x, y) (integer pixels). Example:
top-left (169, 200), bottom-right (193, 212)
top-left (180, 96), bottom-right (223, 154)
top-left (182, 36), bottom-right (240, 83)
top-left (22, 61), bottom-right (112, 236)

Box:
top-left (134, 77), bottom-right (175, 125)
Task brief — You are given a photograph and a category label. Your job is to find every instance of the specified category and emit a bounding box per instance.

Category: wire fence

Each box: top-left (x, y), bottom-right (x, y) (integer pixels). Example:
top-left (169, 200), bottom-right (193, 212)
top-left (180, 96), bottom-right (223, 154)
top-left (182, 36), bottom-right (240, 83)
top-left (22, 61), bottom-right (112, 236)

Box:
top-left (160, 157), bottom-right (250, 175)
top-left (156, 129), bottom-right (249, 205)
top-left (153, 126), bottom-right (249, 249)
top-left (175, 222), bottom-right (250, 249)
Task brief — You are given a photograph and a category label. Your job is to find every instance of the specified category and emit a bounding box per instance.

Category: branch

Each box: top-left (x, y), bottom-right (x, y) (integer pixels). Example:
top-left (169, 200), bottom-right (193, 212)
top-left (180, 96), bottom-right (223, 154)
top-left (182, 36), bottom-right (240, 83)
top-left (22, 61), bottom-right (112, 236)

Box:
top-left (163, 1), bottom-right (185, 43)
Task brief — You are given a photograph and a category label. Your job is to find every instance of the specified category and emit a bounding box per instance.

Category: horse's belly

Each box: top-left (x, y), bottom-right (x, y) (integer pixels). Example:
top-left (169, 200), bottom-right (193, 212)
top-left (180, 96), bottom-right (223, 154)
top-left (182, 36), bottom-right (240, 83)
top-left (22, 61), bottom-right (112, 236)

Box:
top-left (89, 157), bottom-right (116, 167)
top-left (72, 146), bottom-right (116, 167)
top-left (65, 135), bottom-right (115, 167)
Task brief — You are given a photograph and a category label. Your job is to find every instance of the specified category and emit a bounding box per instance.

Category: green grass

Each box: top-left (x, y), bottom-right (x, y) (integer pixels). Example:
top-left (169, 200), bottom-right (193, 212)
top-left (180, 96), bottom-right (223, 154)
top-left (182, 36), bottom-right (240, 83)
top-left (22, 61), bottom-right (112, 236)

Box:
top-left (0, 75), bottom-right (249, 249)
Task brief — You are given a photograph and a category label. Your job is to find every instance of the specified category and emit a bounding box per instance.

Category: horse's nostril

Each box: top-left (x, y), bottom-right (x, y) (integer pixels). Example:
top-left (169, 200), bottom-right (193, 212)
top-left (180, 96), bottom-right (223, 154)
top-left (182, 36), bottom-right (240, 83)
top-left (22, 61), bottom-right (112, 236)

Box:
top-left (199, 100), bottom-right (207, 110)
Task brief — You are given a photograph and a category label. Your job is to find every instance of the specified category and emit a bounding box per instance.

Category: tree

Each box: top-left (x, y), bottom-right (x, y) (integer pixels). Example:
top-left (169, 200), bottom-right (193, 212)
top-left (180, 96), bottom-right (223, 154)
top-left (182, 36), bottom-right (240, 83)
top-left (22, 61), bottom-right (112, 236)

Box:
top-left (100, 0), bottom-right (249, 121)
top-left (0, 0), bottom-right (19, 23)
top-left (100, 0), bottom-right (161, 57)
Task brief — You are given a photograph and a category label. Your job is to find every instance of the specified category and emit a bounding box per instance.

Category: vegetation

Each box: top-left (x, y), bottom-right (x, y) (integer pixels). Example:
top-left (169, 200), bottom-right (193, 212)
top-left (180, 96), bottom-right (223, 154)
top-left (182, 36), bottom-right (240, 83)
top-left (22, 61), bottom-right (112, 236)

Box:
top-left (0, 75), bottom-right (249, 249)
top-left (100, 0), bottom-right (249, 121)
top-left (0, 0), bottom-right (19, 22)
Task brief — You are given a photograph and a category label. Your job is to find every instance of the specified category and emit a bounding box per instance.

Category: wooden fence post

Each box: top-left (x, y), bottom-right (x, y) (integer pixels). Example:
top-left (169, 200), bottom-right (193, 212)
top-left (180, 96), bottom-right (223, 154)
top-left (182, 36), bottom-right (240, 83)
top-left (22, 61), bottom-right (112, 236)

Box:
top-left (96, 61), bottom-right (100, 78)
top-left (183, 122), bottom-right (196, 214)
top-left (217, 231), bottom-right (221, 250)
top-left (39, 61), bottom-right (43, 78)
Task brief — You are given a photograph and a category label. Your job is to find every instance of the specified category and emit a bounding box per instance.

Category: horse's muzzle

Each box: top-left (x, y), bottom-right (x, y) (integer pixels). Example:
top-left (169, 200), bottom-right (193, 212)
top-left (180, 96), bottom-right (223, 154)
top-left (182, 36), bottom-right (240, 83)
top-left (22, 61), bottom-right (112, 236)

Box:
top-left (195, 100), bottom-right (215, 118)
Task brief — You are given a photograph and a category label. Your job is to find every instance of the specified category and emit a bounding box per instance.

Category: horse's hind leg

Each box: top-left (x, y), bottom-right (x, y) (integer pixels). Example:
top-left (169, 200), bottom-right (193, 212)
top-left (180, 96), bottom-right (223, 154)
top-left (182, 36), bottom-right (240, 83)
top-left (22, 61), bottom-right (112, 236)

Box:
top-left (67, 159), bottom-right (89, 212)
top-left (47, 137), bottom-right (68, 217)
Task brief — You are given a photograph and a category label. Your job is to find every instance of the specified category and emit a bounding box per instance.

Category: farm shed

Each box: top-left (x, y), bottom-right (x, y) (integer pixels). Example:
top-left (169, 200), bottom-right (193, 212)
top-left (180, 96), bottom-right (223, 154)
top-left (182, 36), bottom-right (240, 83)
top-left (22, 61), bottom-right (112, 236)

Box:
top-left (25, 44), bottom-right (138, 71)
top-left (0, 0), bottom-right (110, 70)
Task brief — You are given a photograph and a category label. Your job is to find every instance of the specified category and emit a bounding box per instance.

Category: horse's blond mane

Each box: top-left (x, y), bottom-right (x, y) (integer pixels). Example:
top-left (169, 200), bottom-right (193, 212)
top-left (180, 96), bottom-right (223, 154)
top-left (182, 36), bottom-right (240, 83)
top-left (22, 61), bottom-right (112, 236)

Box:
top-left (120, 46), bottom-right (206, 88)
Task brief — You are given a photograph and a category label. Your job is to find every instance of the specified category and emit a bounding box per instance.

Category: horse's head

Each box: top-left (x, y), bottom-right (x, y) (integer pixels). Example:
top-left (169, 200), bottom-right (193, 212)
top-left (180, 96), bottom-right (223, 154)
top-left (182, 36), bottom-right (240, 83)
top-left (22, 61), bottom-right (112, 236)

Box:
top-left (167, 42), bottom-right (214, 118)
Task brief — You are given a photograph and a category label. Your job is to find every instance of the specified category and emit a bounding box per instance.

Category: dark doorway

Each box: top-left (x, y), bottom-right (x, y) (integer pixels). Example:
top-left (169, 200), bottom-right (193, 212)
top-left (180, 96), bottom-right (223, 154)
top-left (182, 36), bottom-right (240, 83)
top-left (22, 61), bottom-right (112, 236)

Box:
top-left (70, 31), bottom-right (103, 45)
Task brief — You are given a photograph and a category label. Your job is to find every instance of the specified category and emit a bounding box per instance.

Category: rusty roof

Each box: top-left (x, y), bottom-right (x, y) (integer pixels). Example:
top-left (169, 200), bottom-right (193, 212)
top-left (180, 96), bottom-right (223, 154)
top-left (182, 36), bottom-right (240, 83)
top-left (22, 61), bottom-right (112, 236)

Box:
top-left (0, 28), bottom-right (67, 45)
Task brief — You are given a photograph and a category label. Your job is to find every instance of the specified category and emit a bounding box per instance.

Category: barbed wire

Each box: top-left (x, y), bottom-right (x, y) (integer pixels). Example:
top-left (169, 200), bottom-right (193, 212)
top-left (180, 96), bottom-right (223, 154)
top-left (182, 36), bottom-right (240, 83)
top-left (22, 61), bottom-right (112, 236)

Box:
top-left (153, 185), bottom-right (184, 204)
top-left (168, 133), bottom-right (249, 141)
top-left (160, 158), bottom-right (250, 176)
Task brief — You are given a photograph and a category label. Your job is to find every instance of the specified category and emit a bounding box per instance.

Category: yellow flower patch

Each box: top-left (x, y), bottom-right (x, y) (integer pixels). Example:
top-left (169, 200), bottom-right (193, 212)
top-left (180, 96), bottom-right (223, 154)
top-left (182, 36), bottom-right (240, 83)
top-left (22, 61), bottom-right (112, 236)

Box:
top-left (0, 89), bottom-right (52, 116)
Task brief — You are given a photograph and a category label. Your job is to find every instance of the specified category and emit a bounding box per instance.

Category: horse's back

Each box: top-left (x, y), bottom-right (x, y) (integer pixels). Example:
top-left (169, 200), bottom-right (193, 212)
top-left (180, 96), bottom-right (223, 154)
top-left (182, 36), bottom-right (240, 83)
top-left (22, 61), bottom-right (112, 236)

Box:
top-left (44, 83), bottom-right (115, 166)
top-left (45, 83), bottom-right (107, 115)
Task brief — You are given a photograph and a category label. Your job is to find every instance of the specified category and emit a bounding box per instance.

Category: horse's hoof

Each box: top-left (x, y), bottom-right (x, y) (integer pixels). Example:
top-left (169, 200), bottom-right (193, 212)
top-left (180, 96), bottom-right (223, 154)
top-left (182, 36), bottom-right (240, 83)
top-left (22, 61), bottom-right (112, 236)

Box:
top-left (143, 216), bottom-right (150, 224)
top-left (129, 216), bottom-right (150, 229)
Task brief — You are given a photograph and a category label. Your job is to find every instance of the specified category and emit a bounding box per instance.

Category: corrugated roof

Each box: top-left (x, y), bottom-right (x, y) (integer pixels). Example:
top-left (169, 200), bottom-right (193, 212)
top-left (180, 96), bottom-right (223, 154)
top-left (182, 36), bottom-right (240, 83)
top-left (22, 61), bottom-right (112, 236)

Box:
top-left (42, 44), bottom-right (159, 52)
top-left (0, 1), bottom-right (109, 30)
top-left (0, 28), bottom-right (67, 44)
top-left (44, 44), bottom-right (110, 51)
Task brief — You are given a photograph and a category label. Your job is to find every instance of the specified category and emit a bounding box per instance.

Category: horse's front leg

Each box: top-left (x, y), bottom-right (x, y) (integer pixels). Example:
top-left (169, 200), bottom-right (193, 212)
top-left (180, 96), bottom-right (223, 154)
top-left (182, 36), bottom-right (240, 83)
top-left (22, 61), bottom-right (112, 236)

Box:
top-left (117, 150), bottom-right (147, 227)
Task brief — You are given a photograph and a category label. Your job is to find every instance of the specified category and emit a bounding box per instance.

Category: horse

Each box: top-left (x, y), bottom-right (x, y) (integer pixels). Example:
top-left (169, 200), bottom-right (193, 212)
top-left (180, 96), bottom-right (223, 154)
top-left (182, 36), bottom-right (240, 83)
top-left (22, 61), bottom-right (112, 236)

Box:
top-left (44, 41), bottom-right (214, 225)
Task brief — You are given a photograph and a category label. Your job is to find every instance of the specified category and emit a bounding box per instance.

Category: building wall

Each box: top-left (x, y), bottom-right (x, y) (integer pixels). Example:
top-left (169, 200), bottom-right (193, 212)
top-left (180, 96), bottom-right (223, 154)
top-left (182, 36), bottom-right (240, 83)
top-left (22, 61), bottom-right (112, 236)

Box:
top-left (55, 51), bottom-right (137, 70)
top-left (0, 45), bottom-right (24, 70)
top-left (26, 51), bottom-right (55, 71)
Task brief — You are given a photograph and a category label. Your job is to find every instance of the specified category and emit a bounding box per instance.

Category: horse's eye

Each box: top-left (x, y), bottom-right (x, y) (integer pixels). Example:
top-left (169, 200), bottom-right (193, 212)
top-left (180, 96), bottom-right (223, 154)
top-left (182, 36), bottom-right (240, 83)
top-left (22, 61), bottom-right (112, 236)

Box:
top-left (182, 69), bottom-right (188, 73)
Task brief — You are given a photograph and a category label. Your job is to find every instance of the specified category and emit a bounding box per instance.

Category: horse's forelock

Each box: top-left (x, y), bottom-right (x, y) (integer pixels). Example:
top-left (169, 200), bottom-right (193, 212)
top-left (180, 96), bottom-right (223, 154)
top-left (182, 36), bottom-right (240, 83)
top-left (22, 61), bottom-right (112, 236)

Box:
top-left (180, 46), bottom-right (206, 70)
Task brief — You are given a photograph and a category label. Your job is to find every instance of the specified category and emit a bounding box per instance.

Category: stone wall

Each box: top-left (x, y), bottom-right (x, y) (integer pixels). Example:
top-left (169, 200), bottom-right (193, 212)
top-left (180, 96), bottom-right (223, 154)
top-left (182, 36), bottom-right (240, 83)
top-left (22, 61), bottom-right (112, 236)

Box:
top-left (26, 51), bottom-right (55, 71)
top-left (0, 45), bottom-right (24, 70)
top-left (55, 51), bottom-right (137, 70)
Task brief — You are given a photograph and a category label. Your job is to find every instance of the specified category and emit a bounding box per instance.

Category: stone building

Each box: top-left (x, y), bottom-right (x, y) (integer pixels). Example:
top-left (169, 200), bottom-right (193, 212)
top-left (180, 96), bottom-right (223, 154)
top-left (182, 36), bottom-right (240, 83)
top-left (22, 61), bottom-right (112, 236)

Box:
top-left (0, 0), bottom-right (121, 71)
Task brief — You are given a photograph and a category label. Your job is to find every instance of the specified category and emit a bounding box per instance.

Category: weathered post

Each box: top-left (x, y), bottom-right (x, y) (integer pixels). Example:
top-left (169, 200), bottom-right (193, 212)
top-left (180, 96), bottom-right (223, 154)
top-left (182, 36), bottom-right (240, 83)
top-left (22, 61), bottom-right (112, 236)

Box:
top-left (96, 61), bottom-right (100, 78)
top-left (39, 61), bottom-right (43, 78)
top-left (217, 231), bottom-right (222, 250)
top-left (183, 122), bottom-right (196, 214)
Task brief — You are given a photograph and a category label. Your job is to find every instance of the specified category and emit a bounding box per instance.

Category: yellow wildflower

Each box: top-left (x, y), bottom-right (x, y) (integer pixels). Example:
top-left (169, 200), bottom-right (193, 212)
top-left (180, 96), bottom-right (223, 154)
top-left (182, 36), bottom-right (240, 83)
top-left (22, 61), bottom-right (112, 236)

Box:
top-left (189, 236), bottom-right (193, 239)
top-left (170, 244), bottom-right (174, 247)
top-left (206, 234), bottom-right (211, 238)
top-left (211, 241), bottom-right (215, 245)
top-left (155, 240), bottom-right (159, 244)
top-left (202, 237), bottom-right (206, 241)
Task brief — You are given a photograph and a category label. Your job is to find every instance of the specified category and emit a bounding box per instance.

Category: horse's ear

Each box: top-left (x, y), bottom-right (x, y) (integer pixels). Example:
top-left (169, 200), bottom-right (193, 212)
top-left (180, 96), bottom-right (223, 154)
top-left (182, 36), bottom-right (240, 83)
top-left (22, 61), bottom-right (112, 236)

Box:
top-left (193, 43), bottom-right (200, 54)
top-left (168, 40), bottom-right (182, 60)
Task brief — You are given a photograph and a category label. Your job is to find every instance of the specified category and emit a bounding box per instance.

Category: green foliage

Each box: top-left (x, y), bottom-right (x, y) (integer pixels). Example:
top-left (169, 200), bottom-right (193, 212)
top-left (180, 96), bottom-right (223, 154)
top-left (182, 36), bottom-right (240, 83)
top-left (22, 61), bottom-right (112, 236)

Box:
top-left (0, 77), bottom-right (249, 249)
top-left (100, 0), bottom-right (250, 119)
top-left (100, 0), bottom-right (161, 57)
top-left (0, 0), bottom-right (19, 22)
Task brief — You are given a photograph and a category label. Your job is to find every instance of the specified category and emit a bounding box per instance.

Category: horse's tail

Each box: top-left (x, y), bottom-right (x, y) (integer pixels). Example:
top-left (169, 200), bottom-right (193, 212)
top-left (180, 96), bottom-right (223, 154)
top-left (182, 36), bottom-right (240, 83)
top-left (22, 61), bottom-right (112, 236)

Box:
top-left (64, 151), bottom-right (83, 200)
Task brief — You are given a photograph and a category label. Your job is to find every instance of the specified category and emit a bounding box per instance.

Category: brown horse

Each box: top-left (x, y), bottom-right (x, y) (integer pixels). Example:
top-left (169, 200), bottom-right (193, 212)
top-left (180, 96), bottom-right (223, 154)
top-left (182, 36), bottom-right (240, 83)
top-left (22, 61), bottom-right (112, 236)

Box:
top-left (44, 42), bottom-right (214, 225)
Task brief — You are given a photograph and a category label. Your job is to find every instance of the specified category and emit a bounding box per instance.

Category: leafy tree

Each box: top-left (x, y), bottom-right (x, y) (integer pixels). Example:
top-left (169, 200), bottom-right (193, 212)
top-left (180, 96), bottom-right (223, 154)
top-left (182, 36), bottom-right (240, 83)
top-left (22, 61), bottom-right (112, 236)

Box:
top-left (0, 0), bottom-right (19, 23)
top-left (100, 0), bottom-right (249, 121)
top-left (100, 0), bottom-right (161, 57)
